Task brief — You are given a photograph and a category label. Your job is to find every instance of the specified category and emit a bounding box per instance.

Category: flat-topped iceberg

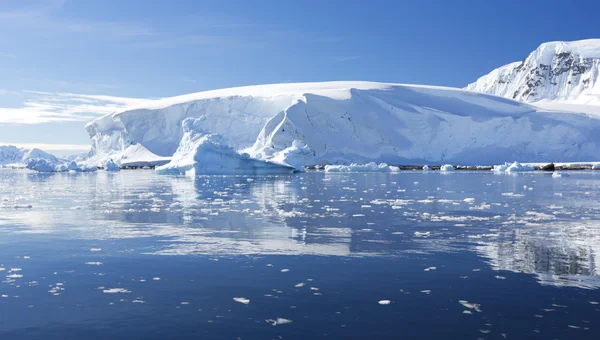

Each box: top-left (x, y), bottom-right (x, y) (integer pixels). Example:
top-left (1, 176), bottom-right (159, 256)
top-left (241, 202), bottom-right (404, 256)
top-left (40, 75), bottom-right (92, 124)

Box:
top-left (324, 162), bottom-right (399, 172)
top-left (156, 118), bottom-right (296, 175)
top-left (85, 81), bottom-right (600, 169)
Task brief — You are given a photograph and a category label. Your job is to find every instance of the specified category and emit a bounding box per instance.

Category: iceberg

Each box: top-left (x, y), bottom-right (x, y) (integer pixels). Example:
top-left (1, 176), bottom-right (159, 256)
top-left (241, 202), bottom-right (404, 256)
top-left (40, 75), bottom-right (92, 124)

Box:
top-left (0, 145), bottom-right (59, 166)
top-left (440, 164), bottom-right (455, 172)
top-left (104, 159), bottom-right (120, 171)
top-left (25, 159), bottom-right (56, 173)
top-left (262, 140), bottom-right (314, 172)
top-left (84, 81), bottom-right (600, 169)
top-left (324, 162), bottom-right (395, 172)
top-left (505, 162), bottom-right (535, 172)
top-left (156, 118), bottom-right (295, 175)
top-left (493, 162), bottom-right (535, 173)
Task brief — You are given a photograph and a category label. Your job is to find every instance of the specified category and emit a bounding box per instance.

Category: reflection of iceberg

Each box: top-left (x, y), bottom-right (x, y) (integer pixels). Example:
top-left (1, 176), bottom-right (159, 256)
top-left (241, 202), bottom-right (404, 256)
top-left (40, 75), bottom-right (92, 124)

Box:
top-left (4, 170), bottom-right (352, 256)
top-left (156, 118), bottom-right (295, 175)
top-left (474, 222), bottom-right (600, 289)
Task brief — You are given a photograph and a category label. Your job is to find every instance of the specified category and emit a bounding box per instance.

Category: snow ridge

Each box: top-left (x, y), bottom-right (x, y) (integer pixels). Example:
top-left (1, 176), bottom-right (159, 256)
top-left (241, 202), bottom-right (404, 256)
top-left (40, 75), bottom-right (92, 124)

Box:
top-left (466, 39), bottom-right (600, 106)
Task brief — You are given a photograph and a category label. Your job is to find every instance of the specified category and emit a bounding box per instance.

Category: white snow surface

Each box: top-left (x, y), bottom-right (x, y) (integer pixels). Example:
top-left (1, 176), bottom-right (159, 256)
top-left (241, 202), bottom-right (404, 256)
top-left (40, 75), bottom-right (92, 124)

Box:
top-left (467, 39), bottom-right (600, 109)
top-left (156, 118), bottom-right (295, 175)
top-left (86, 81), bottom-right (600, 167)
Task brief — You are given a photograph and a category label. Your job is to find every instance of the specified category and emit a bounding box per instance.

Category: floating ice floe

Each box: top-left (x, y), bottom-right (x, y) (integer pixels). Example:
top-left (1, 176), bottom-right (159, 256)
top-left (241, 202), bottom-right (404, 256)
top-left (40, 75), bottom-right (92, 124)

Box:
top-left (459, 300), bottom-right (482, 312)
top-left (552, 171), bottom-right (569, 178)
top-left (266, 318), bottom-right (293, 326)
top-left (324, 162), bottom-right (397, 172)
top-left (102, 288), bottom-right (131, 294)
top-left (422, 165), bottom-right (431, 171)
top-left (156, 118), bottom-right (296, 175)
top-left (440, 164), bottom-right (455, 172)
top-left (378, 300), bottom-right (391, 305)
top-left (493, 162), bottom-right (535, 173)
top-left (233, 297), bottom-right (250, 305)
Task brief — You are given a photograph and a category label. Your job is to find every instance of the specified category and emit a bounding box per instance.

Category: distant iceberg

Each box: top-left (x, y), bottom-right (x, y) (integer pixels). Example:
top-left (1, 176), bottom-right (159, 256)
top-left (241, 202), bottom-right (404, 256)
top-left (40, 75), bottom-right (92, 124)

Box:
top-left (324, 162), bottom-right (398, 172)
top-left (493, 162), bottom-right (535, 173)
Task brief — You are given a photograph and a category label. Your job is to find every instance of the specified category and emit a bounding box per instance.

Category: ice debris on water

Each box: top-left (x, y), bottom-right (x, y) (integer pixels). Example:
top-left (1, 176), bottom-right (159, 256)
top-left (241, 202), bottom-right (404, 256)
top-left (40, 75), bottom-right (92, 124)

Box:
top-left (266, 318), bottom-right (293, 326)
top-left (324, 162), bottom-right (398, 173)
top-left (459, 300), bottom-right (482, 312)
top-left (102, 288), bottom-right (131, 294)
top-left (233, 297), bottom-right (250, 305)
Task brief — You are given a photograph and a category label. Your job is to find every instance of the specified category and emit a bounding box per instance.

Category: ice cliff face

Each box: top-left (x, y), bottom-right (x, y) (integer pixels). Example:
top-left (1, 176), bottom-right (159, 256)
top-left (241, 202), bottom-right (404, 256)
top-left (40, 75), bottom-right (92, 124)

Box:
top-left (466, 39), bottom-right (600, 105)
top-left (85, 81), bottom-right (600, 167)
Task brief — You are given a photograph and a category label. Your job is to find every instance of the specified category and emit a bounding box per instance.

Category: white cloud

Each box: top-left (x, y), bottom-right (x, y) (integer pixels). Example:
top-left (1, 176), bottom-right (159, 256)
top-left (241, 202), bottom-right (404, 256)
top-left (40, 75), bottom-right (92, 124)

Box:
top-left (0, 91), bottom-right (152, 124)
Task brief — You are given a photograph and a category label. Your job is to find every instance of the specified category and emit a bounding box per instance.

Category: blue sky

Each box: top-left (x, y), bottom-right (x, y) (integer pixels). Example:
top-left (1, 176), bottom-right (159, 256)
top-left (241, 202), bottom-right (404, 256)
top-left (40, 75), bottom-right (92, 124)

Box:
top-left (1, 0), bottom-right (599, 155)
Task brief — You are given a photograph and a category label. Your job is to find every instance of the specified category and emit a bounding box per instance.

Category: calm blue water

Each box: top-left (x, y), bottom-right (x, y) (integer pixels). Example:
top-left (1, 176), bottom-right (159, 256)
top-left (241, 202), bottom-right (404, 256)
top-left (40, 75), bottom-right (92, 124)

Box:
top-left (1, 169), bottom-right (599, 339)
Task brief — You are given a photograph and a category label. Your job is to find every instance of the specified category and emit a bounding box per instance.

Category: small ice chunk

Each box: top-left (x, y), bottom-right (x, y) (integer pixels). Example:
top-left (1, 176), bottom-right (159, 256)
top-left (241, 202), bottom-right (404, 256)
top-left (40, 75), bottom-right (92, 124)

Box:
top-left (266, 318), bottom-right (293, 326)
top-left (103, 288), bottom-right (131, 294)
top-left (233, 297), bottom-right (250, 305)
top-left (424, 267), bottom-right (437, 271)
top-left (459, 300), bottom-right (482, 312)
top-left (378, 300), bottom-right (391, 305)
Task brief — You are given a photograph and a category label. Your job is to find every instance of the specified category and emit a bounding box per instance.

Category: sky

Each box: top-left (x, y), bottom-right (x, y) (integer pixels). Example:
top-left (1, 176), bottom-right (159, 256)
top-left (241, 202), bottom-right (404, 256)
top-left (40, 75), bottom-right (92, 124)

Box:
top-left (1, 0), bottom-right (599, 155)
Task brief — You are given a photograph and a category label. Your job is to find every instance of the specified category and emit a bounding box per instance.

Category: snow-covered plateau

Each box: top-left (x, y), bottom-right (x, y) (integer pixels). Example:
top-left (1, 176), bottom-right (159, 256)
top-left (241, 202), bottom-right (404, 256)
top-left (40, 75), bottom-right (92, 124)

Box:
top-left (84, 80), bottom-right (600, 170)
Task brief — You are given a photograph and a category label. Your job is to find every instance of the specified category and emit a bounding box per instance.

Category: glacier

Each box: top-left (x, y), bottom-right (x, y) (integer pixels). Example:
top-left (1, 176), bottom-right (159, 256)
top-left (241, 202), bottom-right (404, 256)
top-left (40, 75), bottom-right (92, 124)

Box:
top-left (84, 81), bottom-right (600, 169)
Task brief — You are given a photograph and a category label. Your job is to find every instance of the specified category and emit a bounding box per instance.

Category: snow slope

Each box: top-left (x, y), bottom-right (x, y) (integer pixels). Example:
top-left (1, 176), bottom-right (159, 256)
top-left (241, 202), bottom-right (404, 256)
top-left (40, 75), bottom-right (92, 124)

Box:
top-left (466, 39), bottom-right (600, 108)
top-left (0, 145), bottom-right (59, 166)
top-left (86, 81), bottom-right (600, 167)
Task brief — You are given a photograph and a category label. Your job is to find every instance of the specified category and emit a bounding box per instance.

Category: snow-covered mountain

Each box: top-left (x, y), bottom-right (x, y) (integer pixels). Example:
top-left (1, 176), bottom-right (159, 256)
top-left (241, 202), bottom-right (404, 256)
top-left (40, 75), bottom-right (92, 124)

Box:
top-left (466, 39), bottom-right (600, 108)
top-left (85, 81), bottom-right (600, 168)
top-left (0, 145), bottom-right (59, 165)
